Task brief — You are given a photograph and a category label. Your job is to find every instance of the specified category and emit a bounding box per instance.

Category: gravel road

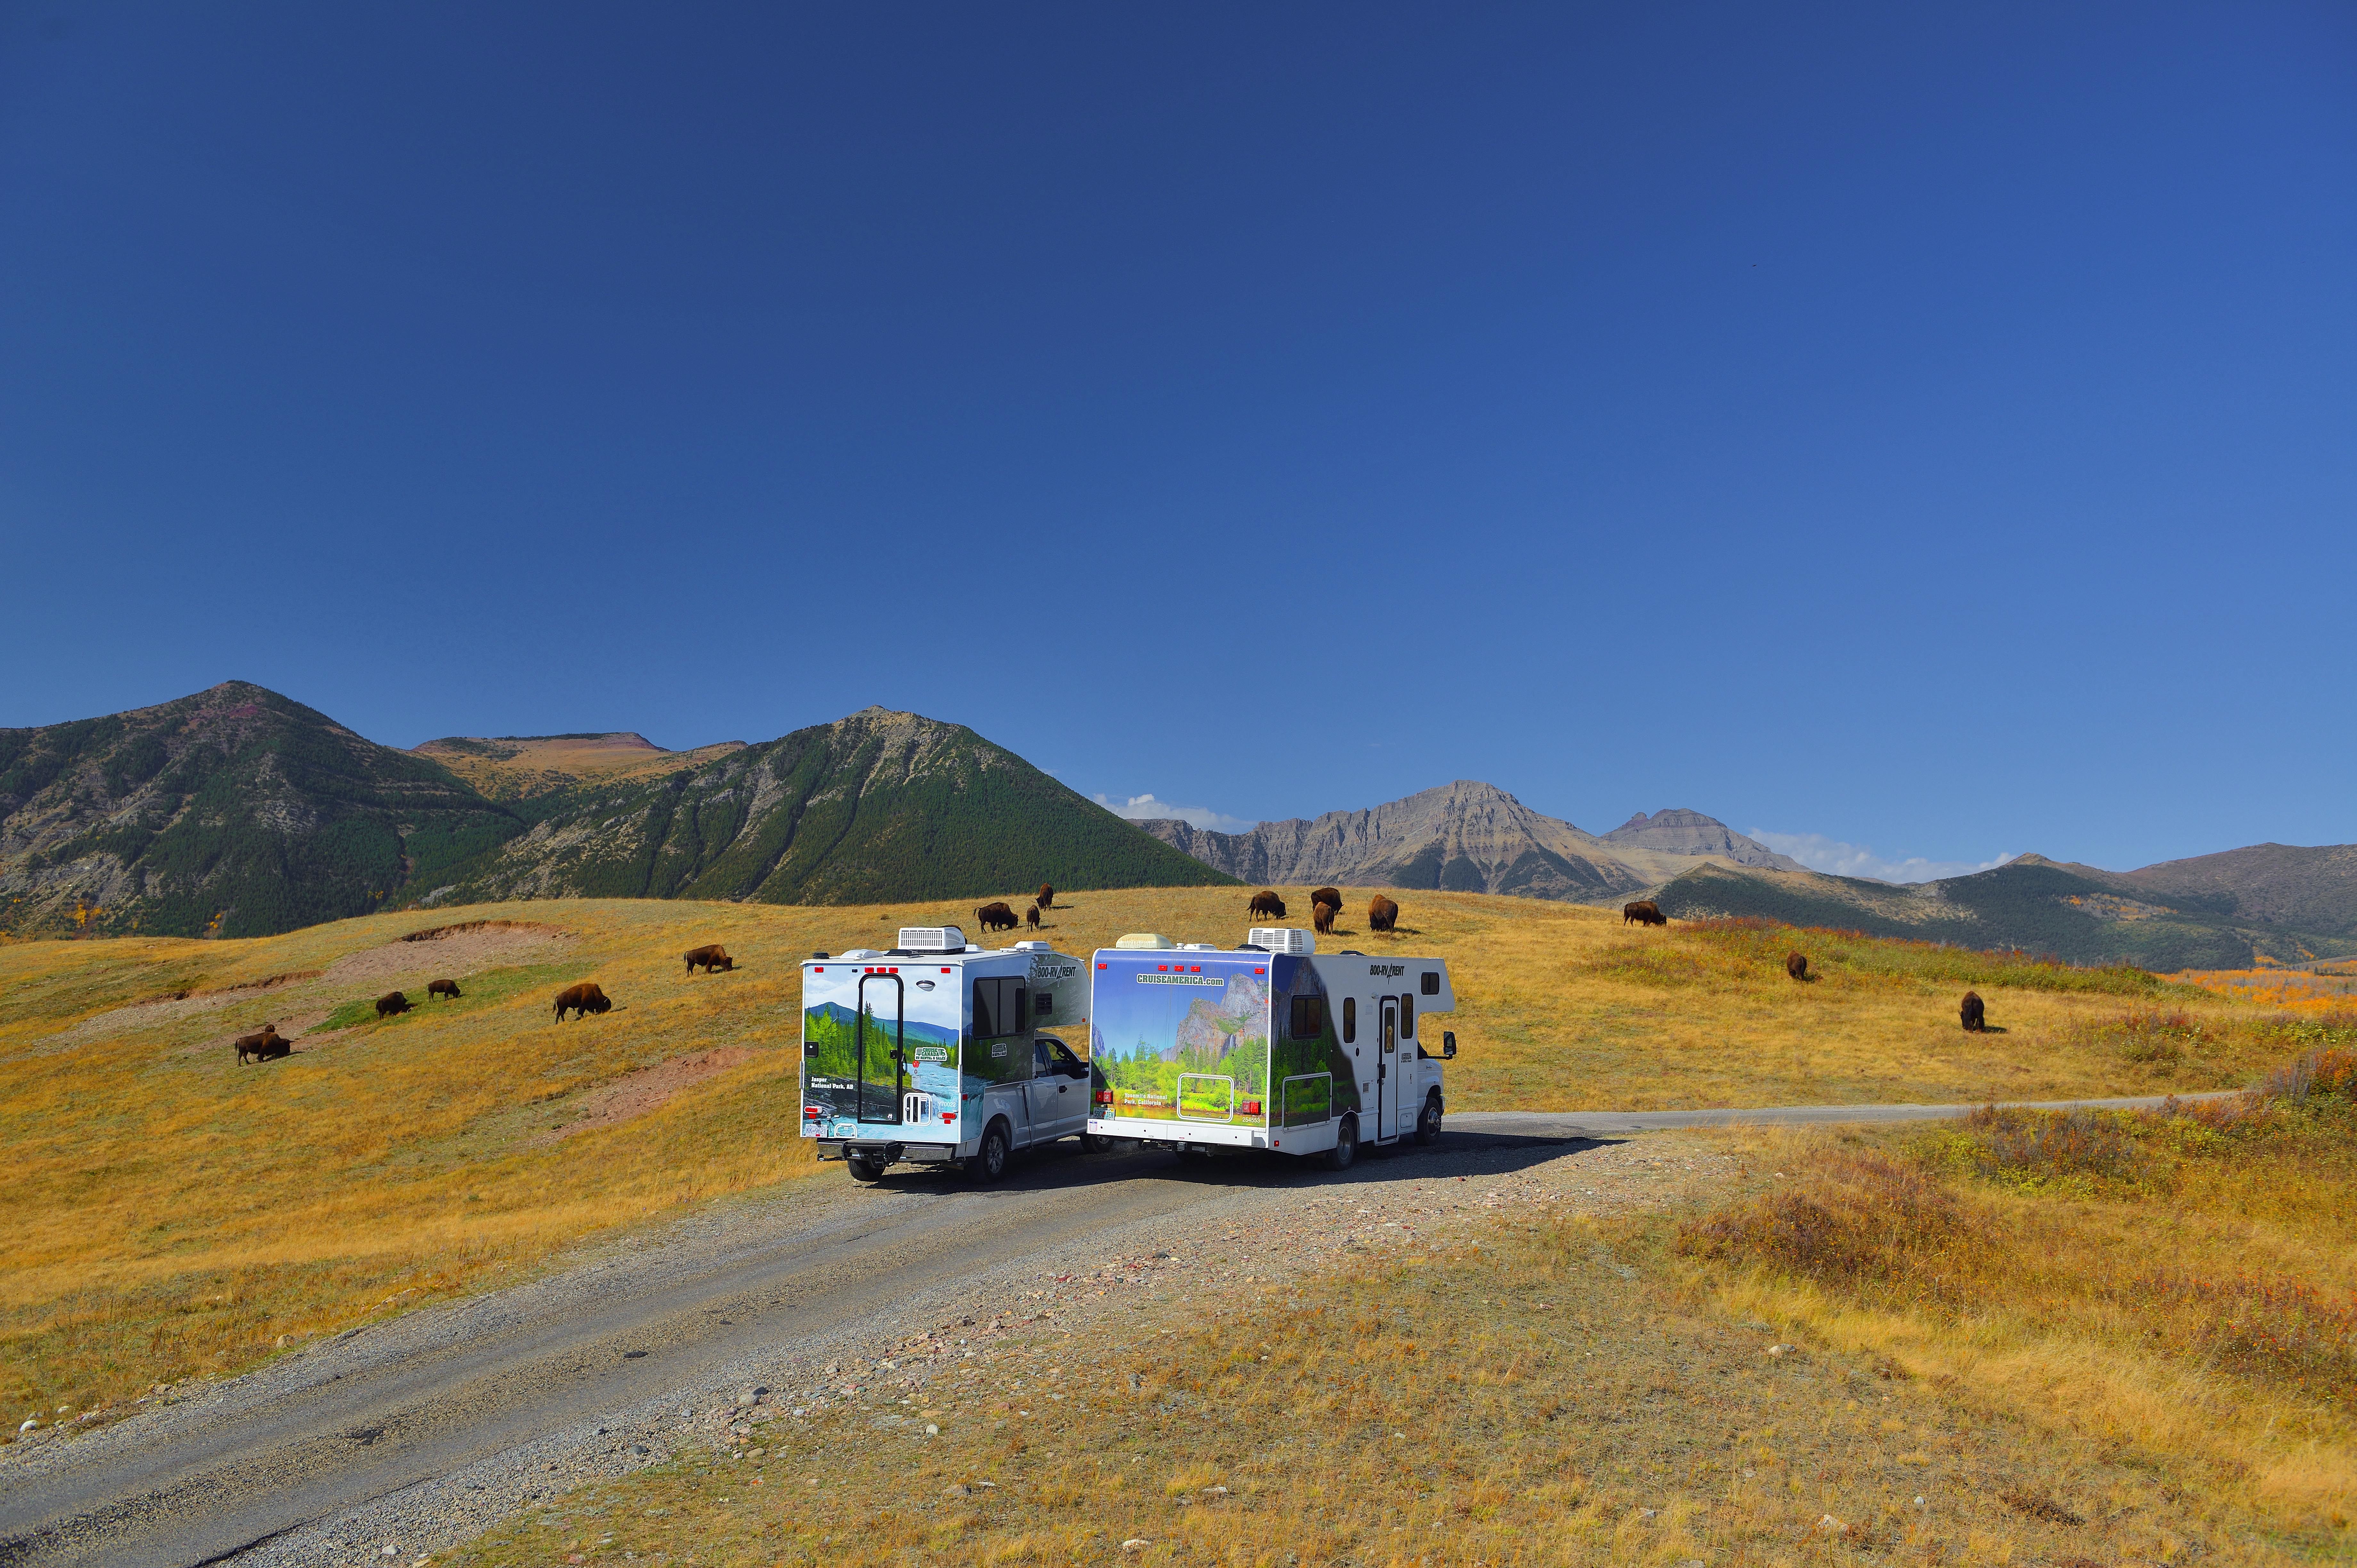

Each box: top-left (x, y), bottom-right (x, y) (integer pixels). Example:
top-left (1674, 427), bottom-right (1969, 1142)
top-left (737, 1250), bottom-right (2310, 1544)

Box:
top-left (0, 1091), bottom-right (2217, 1567)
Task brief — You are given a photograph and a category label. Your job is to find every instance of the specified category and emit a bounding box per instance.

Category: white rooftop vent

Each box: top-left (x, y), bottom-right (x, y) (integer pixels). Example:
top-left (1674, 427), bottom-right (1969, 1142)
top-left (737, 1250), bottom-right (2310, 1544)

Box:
top-left (1114, 932), bottom-right (1176, 949)
top-left (1015, 940), bottom-right (1049, 952)
top-left (1176, 942), bottom-right (1220, 951)
top-left (1249, 927), bottom-right (1315, 955)
top-left (898, 926), bottom-right (968, 953)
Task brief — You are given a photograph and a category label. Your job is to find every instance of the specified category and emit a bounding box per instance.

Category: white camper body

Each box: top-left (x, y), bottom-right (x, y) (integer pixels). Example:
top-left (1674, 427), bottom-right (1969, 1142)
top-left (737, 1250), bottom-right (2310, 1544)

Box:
top-left (1085, 928), bottom-right (1455, 1167)
top-left (800, 928), bottom-right (1089, 1182)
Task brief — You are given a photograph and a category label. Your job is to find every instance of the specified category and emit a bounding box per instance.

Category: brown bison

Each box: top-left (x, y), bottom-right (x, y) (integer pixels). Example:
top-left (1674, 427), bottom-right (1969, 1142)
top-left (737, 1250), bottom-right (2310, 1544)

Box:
top-left (1622, 900), bottom-right (1667, 927)
top-left (1368, 895), bottom-right (1399, 933)
top-left (974, 901), bottom-right (1019, 934)
top-left (1025, 905), bottom-right (1041, 931)
top-left (1036, 884), bottom-right (1056, 910)
top-left (1248, 890), bottom-right (1287, 921)
top-left (553, 982), bottom-right (612, 1021)
top-left (427, 978), bottom-right (461, 1000)
top-left (375, 991), bottom-right (413, 1018)
top-left (1310, 887), bottom-right (1341, 910)
top-left (1786, 952), bottom-right (1809, 981)
top-left (683, 944), bottom-right (734, 974)
top-left (1311, 900), bottom-right (1338, 936)
top-left (1960, 991), bottom-right (1986, 1033)
top-left (234, 1023), bottom-right (284, 1064)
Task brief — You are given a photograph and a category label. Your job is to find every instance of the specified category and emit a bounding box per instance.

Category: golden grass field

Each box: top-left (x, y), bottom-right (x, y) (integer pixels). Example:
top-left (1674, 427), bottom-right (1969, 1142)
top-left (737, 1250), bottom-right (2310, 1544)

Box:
top-left (0, 886), bottom-right (2320, 1456)
top-left (447, 1094), bottom-right (2357, 1566)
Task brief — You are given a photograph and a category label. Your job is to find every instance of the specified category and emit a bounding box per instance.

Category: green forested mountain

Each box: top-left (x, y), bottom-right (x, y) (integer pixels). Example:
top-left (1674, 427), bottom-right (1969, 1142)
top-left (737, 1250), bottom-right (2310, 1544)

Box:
top-left (0, 682), bottom-right (522, 938)
top-left (419, 706), bottom-right (1231, 909)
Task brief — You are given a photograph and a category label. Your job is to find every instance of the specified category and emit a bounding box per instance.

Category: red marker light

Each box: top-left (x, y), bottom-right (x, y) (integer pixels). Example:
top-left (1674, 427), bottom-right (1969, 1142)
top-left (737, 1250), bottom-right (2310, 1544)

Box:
top-left (1254, 967), bottom-right (1265, 975)
top-left (1190, 965), bottom-right (1201, 973)
top-left (1098, 962), bottom-right (1107, 969)
top-left (1157, 964), bottom-right (1168, 972)
top-left (941, 967), bottom-right (951, 973)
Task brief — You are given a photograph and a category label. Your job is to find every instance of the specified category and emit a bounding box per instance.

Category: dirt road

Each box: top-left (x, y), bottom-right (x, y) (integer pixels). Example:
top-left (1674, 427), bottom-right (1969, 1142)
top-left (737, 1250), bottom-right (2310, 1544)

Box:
top-left (0, 1093), bottom-right (2217, 1566)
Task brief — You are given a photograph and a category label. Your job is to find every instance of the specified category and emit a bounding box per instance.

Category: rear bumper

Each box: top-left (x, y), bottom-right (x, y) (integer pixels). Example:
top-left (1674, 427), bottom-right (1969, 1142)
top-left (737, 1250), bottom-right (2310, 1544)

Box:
top-left (816, 1140), bottom-right (961, 1164)
top-left (1087, 1117), bottom-right (1267, 1150)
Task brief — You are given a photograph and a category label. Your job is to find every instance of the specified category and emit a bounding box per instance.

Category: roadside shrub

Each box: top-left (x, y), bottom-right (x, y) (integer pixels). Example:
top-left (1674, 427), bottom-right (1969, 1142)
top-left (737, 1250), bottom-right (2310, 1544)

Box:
top-left (2266, 1047), bottom-right (2357, 1103)
top-left (1943, 1106), bottom-right (2159, 1195)
top-left (2132, 1273), bottom-right (2357, 1408)
top-left (1676, 1149), bottom-right (1989, 1309)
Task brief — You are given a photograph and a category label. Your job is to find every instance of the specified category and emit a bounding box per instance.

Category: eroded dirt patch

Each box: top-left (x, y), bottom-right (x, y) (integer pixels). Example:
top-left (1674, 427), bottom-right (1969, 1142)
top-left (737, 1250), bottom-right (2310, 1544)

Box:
top-left (43, 971), bottom-right (325, 1052)
top-left (538, 1047), bottom-right (764, 1142)
top-left (325, 924), bottom-right (574, 988)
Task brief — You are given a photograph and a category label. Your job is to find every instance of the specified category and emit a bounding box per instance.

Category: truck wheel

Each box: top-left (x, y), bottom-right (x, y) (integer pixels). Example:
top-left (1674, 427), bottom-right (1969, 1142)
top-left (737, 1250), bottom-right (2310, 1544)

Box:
top-left (1324, 1116), bottom-right (1358, 1172)
top-left (1415, 1093), bottom-right (1443, 1146)
top-left (966, 1121), bottom-right (1011, 1184)
top-left (845, 1153), bottom-right (889, 1183)
top-left (1081, 1132), bottom-right (1113, 1154)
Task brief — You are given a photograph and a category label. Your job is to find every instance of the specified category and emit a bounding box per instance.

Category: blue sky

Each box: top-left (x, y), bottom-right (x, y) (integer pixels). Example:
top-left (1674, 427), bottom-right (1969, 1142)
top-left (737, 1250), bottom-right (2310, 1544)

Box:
top-left (2, 3), bottom-right (2350, 878)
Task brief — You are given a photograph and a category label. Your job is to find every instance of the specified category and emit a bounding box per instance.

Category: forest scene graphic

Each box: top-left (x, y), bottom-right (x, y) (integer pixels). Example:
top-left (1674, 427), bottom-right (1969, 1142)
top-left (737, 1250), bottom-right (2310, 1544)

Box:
top-left (1091, 961), bottom-right (1270, 1124)
top-left (802, 990), bottom-right (960, 1133)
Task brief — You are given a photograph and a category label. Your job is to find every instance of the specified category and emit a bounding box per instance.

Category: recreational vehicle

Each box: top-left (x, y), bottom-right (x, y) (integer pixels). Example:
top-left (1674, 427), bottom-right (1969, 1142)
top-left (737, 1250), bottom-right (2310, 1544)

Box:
top-left (1086, 927), bottom-right (1456, 1169)
top-left (800, 927), bottom-right (1089, 1182)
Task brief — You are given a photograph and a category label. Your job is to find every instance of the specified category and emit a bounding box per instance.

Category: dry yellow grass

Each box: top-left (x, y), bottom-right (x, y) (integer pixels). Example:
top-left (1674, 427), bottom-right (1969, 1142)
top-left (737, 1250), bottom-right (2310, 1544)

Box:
top-left (0, 886), bottom-right (2295, 1430)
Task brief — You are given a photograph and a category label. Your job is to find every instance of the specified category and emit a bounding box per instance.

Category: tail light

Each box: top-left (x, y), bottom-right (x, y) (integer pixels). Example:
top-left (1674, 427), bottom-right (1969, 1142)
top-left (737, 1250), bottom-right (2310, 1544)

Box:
top-left (1093, 1090), bottom-right (1115, 1105)
top-left (803, 1106), bottom-right (821, 1119)
top-left (1242, 1100), bottom-right (1261, 1115)
top-left (941, 1112), bottom-right (955, 1123)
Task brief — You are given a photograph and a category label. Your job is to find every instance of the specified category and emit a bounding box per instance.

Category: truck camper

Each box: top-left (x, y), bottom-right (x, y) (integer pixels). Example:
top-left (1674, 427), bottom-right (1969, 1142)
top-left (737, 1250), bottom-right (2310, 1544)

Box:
top-left (1086, 927), bottom-right (1456, 1169)
top-left (801, 927), bottom-right (1089, 1182)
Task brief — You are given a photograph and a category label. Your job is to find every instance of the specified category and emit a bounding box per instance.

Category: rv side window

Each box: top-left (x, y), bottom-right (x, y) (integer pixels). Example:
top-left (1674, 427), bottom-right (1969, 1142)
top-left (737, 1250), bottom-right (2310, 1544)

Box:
top-left (974, 977), bottom-right (1027, 1036)
top-left (1289, 996), bottom-right (1322, 1039)
top-left (1421, 971), bottom-right (1439, 996)
top-left (1014, 985), bottom-right (1029, 1033)
top-left (1342, 996), bottom-right (1356, 1044)
top-left (972, 979), bottom-right (997, 1037)
top-left (1401, 995), bottom-right (1415, 1038)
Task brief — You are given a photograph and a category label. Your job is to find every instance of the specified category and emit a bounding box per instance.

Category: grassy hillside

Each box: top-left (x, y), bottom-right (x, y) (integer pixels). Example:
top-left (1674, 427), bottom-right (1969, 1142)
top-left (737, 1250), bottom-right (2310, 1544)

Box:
top-left (425, 706), bottom-right (1230, 908)
top-left (2, 885), bottom-right (2321, 1432)
top-left (0, 682), bottom-right (524, 939)
top-left (412, 733), bottom-right (747, 801)
top-left (1655, 856), bottom-right (2356, 971)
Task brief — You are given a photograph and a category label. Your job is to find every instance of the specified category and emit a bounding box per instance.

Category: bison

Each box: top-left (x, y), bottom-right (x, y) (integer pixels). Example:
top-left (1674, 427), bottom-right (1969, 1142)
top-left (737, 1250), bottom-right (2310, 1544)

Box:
top-left (427, 978), bottom-right (461, 1000)
top-left (1786, 952), bottom-right (1810, 981)
top-left (1025, 904), bottom-right (1042, 931)
top-left (1622, 900), bottom-right (1667, 927)
top-left (1960, 991), bottom-right (1986, 1033)
top-left (1311, 899), bottom-right (1338, 936)
top-left (1310, 887), bottom-right (1341, 910)
top-left (1368, 895), bottom-right (1399, 933)
top-left (233, 1023), bottom-right (282, 1065)
top-left (1036, 884), bottom-right (1056, 910)
top-left (375, 991), bottom-right (413, 1019)
top-left (1248, 890), bottom-right (1288, 921)
top-left (683, 944), bottom-right (734, 974)
top-left (554, 982), bottom-right (612, 1021)
top-left (974, 901), bottom-right (1020, 934)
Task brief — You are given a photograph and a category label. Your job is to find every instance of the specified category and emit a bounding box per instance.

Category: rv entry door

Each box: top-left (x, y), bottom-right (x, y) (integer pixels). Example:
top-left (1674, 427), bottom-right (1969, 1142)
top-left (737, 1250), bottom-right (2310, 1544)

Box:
top-left (854, 972), bottom-right (905, 1125)
top-left (1377, 998), bottom-right (1399, 1140)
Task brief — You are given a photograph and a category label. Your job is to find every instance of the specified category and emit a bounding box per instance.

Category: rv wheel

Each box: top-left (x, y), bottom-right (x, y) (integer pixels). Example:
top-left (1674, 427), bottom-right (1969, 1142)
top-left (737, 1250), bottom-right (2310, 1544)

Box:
top-left (1415, 1093), bottom-right (1443, 1146)
top-left (967, 1121), bottom-right (1011, 1184)
top-left (1324, 1116), bottom-right (1359, 1172)
top-left (845, 1153), bottom-right (889, 1183)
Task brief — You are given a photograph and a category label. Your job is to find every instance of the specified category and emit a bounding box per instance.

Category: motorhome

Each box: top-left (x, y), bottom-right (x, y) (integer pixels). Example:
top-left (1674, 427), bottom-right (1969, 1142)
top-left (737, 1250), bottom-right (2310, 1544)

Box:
top-left (1086, 927), bottom-right (1455, 1169)
top-left (800, 926), bottom-right (1089, 1182)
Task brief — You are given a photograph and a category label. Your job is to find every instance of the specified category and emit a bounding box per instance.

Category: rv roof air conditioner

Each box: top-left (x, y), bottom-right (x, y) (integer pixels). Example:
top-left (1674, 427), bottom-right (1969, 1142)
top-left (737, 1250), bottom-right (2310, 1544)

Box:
top-left (1114, 932), bottom-right (1177, 949)
top-left (1247, 927), bottom-right (1315, 955)
top-left (897, 926), bottom-right (968, 953)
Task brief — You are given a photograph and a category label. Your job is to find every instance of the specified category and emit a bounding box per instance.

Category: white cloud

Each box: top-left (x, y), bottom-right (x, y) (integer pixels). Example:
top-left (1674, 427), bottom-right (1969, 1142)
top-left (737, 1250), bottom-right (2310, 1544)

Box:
top-left (1094, 792), bottom-right (1257, 834)
top-left (1748, 830), bottom-right (2019, 885)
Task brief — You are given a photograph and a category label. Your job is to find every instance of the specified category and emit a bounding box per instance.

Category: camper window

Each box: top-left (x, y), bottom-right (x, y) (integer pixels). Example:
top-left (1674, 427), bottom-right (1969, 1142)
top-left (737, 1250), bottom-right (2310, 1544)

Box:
top-left (1289, 996), bottom-right (1323, 1040)
top-left (1421, 971), bottom-right (1439, 996)
top-left (1342, 996), bottom-right (1357, 1044)
top-left (973, 977), bottom-right (1029, 1037)
top-left (1401, 996), bottom-right (1415, 1038)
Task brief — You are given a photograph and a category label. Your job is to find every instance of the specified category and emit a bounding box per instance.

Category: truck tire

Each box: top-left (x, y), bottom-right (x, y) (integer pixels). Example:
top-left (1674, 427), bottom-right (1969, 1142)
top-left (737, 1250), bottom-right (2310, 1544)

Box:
top-left (845, 1153), bottom-right (889, 1183)
top-left (966, 1120), bottom-right (1011, 1184)
top-left (1415, 1093), bottom-right (1443, 1146)
top-left (1324, 1115), bottom-right (1358, 1172)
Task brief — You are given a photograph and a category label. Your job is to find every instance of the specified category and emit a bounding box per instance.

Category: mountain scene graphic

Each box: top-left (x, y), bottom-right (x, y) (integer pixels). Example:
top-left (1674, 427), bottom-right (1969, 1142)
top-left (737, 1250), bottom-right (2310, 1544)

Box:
top-left (803, 1001), bottom-right (957, 1051)
top-left (1168, 973), bottom-right (1268, 1063)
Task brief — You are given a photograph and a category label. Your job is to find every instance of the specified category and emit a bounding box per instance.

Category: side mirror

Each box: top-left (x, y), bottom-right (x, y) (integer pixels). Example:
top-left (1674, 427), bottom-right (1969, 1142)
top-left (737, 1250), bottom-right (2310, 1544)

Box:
top-left (1442, 1031), bottom-right (1456, 1060)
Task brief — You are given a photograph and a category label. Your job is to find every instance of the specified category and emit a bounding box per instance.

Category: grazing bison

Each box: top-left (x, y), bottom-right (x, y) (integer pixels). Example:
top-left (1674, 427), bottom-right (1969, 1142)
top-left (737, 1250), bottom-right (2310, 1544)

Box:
top-left (1248, 890), bottom-right (1288, 921)
top-left (1310, 887), bottom-right (1341, 910)
top-left (1960, 991), bottom-right (1986, 1033)
top-left (1025, 904), bottom-right (1042, 931)
top-left (427, 978), bottom-right (461, 1000)
top-left (1622, 900), bottom-right (1667, 927)
top-left (683, 944), bottom-right (734, 974)
top-left (1036, 884), bottom-right (1056, 910)
top-left (375, 991), bottom-right (413, 1019)
top-left (1311, 899), bottom-right (1338, 936)
top-left (234, 1024), bottom-right (283, 1065)
top-left (1786, 952), bottom-right (1810, 981)
top-left (1368, 895), bottom-right (1399, 933)
top-left (974, 901), bottom-right (1020, 934)
top-left (553, 982), bottom-right (612, 1021)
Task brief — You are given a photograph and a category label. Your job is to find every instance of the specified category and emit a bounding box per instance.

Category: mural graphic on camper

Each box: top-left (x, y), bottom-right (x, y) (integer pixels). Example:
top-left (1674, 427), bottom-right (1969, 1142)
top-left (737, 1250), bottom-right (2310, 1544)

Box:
top-left (801, 967), bottom-right (961, 1139)
top-left (1090, 955), bottom-right (1273, 1125)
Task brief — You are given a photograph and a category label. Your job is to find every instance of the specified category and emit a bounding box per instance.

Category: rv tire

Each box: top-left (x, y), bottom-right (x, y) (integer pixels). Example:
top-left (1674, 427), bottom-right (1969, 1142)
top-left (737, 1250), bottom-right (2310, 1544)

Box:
top-left (845, 1153), bottom-right (889, 1183)
top-left (1324, 1116), bottom-right (1359, 1172)
top-left (967, 1120), bottom-right (1011, 1184)
top-left (1415, 1093), bottom-right (1443, 1146)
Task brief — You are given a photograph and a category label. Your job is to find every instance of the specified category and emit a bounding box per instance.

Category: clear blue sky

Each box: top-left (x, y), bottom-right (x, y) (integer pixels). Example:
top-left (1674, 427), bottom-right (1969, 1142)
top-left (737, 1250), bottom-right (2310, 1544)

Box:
top-left (3, 4), bottom-right (2350, 877)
